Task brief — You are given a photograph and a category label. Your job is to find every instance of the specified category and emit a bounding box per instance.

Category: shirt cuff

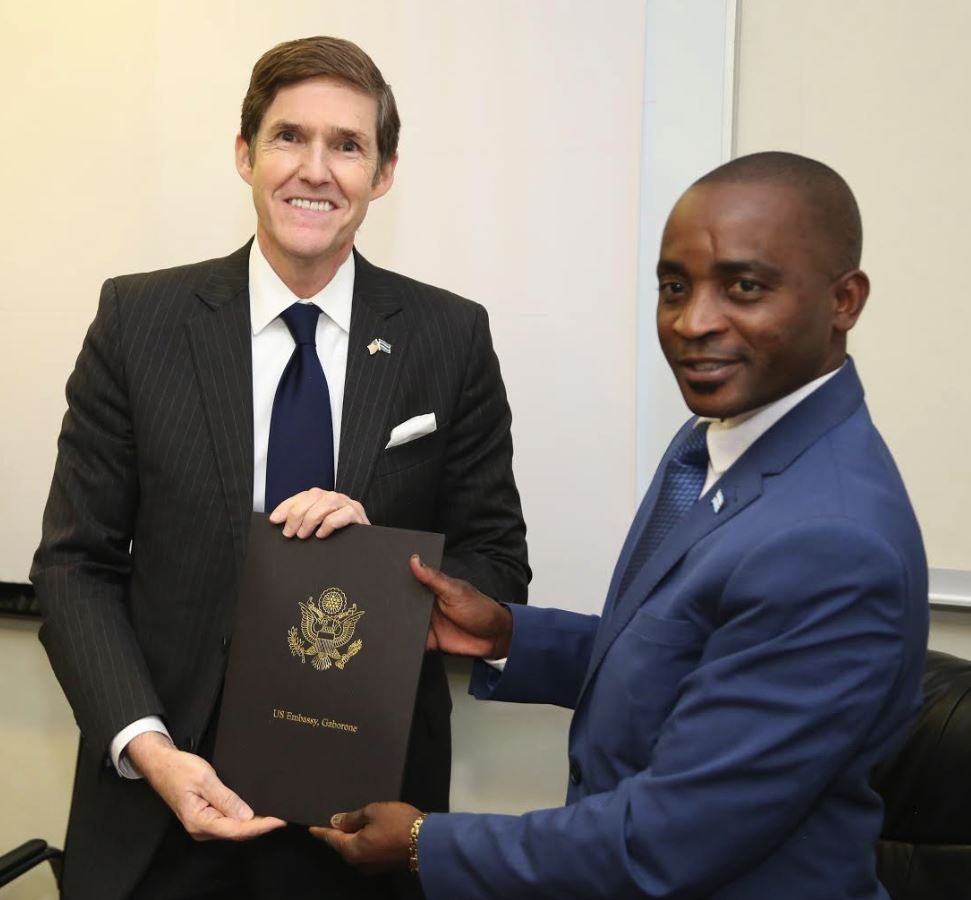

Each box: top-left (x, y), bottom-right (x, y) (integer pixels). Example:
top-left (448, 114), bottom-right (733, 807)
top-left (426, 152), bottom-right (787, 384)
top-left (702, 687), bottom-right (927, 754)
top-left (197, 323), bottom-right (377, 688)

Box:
top-left (110, 716), bottom-right (172, 779)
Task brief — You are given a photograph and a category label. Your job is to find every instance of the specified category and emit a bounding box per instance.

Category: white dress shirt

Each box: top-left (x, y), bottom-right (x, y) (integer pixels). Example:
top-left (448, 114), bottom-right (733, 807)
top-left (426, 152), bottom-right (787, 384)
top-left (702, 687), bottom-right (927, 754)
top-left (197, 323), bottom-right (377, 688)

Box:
top-left (111, 240), bottom-right (354, 777)
top-left (699, 364), bottom-right (842, 495)
top-left (250, 240), bottom-right (352, 510)
top-left (488, 364), bottom-right (844, 673)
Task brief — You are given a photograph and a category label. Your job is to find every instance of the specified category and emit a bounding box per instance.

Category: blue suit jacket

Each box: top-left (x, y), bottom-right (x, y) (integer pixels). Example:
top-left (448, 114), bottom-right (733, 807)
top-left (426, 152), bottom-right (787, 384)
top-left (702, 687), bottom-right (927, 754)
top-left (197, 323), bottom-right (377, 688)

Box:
top-left (419, 360), bottom-right (928, 899)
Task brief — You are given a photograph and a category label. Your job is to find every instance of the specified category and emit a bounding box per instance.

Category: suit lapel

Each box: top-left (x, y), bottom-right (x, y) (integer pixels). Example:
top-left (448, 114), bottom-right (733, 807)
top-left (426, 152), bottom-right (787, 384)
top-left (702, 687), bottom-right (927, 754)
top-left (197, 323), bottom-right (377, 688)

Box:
top-left (185, 243), bottom-right (254, 569)
top-left (580, 465), bottom-right (762, 696)
top-left (580, 360), bottom-right (867, 699)
top-left (600, 419), bottom-right (697, 620)
top-left (337, 251), bottom-right (408, 500)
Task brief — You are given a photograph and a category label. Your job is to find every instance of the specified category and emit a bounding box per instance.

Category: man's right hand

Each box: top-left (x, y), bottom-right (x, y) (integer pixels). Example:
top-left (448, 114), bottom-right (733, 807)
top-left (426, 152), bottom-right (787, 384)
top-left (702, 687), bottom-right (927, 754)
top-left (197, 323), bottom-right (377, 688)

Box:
top-left (410, 555), bottom-right (513, 659)
top-left (268, 488), bottom-right (370, 539)
top-left (125, 732), bottom-right (286, 841)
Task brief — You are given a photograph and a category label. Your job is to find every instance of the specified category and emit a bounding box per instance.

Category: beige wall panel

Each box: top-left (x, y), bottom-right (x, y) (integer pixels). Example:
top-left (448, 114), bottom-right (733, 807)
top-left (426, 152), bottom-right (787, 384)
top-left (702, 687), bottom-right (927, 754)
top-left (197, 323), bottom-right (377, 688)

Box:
top-left (0, 623), bottom-right (76, 899)
top-left (929, 609), bottom-right (971, 660)
top-left (734, 0), bottom-right (971, 570)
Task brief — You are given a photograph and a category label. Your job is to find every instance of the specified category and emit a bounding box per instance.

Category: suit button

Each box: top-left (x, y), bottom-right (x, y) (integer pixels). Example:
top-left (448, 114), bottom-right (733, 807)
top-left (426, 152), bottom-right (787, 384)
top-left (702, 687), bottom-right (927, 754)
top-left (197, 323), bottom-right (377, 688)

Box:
top-left (221, 635), bottom-right (231, 653)
top-left (569, 760), bottom-right (582, 786)
top-left (186, 736), bottom-right (196, 752)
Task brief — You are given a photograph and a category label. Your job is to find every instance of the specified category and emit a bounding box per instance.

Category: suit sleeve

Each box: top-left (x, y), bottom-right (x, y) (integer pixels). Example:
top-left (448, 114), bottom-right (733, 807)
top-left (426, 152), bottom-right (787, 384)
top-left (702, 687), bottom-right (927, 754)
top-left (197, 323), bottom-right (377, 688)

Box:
top-left (468, 605), bottom-right (600, 710)
top-left (435, 305), bottom-right (530, 604)
top-left (417, 519), bottom-right (912, 898)
top-left (30, 279), bottom-right (162, 758)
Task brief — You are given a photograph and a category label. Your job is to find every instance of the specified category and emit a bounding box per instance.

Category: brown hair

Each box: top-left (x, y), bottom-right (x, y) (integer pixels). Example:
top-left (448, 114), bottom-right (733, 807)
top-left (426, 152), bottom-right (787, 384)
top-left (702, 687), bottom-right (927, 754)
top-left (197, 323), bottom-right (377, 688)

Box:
top-left (240, 36), bottom-right (400, 170)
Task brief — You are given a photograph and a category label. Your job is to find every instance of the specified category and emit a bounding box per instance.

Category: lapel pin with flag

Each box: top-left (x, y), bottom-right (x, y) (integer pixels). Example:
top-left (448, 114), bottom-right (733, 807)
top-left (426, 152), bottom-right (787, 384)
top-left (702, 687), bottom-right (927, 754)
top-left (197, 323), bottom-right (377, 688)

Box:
top-left (711, 489), bottom-right (725, 514)
top-left (367, 338), bottom-right (392, 356)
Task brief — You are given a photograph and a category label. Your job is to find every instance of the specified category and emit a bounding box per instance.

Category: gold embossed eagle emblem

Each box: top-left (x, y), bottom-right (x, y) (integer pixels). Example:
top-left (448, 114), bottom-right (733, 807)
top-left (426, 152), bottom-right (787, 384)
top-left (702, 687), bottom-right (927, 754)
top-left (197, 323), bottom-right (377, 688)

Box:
top-left (287, 587), bottom-right (364, 671)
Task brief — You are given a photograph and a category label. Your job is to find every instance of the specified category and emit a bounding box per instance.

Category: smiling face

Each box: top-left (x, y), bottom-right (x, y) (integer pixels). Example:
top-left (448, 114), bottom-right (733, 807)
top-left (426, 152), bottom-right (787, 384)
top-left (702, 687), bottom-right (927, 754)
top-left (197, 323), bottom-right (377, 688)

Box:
top-left (235, 76), bottom-right (396, 296)
top-left (656, 181), bottom-right (868, 419)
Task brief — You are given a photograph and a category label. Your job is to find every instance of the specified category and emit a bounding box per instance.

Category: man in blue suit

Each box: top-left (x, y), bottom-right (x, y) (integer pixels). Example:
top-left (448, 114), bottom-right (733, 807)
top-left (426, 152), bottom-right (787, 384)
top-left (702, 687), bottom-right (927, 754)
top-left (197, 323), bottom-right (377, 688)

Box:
top-left (314, 152), bottom-right (928, 899)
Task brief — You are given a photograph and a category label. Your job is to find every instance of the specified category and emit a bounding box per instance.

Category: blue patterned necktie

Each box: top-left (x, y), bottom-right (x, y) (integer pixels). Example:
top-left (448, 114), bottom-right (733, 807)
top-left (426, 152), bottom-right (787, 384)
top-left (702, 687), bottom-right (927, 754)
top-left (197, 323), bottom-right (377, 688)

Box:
top-left (619, 423), bottom-right (711, 594)
top-left (264, 303), bottom-right (334, 510)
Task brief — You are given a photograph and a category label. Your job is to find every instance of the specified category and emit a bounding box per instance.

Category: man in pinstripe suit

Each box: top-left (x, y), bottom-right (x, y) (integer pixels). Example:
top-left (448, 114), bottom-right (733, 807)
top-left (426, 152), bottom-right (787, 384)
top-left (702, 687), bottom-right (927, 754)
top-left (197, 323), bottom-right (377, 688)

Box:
top-left (31, 36), bottom-right (529, 900)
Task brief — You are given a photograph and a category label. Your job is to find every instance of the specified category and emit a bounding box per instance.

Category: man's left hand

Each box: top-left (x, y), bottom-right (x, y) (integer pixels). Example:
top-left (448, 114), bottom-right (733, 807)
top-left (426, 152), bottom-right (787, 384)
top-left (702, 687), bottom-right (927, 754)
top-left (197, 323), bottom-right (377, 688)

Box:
top-left (269, 488), bottom-right (370, 539)
top-left (309, 802), bottom-right (421, 872)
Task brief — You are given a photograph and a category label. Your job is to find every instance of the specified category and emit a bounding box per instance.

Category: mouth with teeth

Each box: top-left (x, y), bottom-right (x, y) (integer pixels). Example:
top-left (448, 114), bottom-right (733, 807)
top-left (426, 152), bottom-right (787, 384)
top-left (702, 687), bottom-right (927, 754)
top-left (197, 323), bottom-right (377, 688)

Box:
top-left (288, 198), bottom-right (336, 212)
top-left (678, 357), bottom-right (742, 392)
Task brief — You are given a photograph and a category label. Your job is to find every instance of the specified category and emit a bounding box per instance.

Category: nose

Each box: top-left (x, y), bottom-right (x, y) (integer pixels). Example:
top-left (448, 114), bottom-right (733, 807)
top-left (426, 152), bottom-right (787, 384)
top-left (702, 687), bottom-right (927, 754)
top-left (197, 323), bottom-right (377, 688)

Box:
top-left (298, 142), bottom-right (333, 186)
top-left (672, 286), bottom-right (727, 340)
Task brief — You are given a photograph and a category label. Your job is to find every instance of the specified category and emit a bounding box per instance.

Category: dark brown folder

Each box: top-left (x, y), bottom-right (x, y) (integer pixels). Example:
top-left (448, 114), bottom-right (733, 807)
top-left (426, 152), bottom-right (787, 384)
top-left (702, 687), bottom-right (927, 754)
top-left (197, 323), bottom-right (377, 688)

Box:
top-left (213, 514), bottom-right (444, 825)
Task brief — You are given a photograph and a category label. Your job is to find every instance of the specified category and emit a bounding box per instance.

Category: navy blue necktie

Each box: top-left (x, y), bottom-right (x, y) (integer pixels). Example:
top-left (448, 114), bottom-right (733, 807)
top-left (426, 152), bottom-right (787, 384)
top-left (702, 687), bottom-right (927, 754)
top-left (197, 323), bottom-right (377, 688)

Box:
top-left (265, 303), bottom-right (334, 510)
top-left (619, 423), bottom-right (710, 594)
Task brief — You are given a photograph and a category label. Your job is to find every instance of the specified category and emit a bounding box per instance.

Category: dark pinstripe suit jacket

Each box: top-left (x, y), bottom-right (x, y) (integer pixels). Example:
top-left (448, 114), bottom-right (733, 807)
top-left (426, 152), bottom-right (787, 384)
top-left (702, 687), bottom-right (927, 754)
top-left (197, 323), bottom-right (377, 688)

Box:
top-left (31, 242), bottom-right (530, 900)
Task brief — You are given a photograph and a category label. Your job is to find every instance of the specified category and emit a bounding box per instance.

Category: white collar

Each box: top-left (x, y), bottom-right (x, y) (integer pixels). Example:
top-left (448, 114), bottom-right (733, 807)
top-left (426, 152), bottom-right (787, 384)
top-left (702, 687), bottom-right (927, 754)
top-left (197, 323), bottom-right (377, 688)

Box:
top-left (248, 239), bottom-right (354, 336)
top-left (700, 364), bottom-right (844, 479)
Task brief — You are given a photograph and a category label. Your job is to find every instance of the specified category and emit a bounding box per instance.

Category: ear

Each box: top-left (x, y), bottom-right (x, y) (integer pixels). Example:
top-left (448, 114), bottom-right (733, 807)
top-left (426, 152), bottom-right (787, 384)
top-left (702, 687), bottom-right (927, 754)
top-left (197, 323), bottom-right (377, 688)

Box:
top-left (235, 134), bottom-right (254, 186)
top-left (832, 269), bottom-right (870, 334)
top-left (369, 153), bottom-right (398, 200)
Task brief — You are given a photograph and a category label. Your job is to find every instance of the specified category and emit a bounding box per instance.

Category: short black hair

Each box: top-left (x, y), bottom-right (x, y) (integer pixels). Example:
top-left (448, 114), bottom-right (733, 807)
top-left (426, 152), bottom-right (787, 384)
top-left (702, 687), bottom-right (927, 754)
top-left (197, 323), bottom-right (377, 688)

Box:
top-left (694, 151), bottom-right (863, 275)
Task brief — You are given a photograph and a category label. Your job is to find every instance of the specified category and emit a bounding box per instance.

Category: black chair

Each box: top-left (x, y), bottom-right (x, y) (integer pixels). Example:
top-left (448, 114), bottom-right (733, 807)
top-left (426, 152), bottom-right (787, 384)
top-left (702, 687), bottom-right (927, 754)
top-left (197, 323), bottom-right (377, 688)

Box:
top-left (873, 649), bottom-right (971, 899)
top-left (0, 838), bottom-right (63, 889)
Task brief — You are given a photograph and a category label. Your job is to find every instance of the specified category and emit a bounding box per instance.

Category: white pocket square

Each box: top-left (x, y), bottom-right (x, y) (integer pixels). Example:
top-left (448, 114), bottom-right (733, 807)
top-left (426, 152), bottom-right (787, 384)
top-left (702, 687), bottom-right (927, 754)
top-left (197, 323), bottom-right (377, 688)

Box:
top-left (385, 413), bottom-right (437, 450)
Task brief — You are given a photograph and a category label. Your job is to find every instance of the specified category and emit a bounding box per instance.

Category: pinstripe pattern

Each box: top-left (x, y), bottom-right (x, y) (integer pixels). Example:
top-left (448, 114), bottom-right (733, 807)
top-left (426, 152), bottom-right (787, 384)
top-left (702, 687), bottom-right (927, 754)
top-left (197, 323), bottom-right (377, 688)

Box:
top-left (346, 256), bottom-right (530, 602)
top-left (31, 244), bottom-right (529, 900)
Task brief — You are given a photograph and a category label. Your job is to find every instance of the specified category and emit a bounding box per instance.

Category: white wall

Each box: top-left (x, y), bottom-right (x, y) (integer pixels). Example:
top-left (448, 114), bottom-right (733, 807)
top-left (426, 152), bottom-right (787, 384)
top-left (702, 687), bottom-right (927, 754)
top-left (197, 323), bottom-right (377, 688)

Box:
top-left (1, 0), bottom-right (647, 616)
top-left (0, 3), bottom-right (648, 895)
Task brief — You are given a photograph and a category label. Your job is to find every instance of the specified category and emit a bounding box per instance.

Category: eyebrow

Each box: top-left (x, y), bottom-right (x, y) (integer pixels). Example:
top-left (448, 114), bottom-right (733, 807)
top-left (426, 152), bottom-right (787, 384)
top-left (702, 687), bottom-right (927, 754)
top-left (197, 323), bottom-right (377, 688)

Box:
top-left (656, 259), bottom-right (689, 278)
top-left (656, 258), bottom-right (783, 281)
top-left (265, 119), bottom-right (302, 135)
top-left (265, 121), bottom-right (372, 147)
top-left (330, 126), bottom-right (372, 148)
top-left (712, 259), bottom-right (783, 281)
